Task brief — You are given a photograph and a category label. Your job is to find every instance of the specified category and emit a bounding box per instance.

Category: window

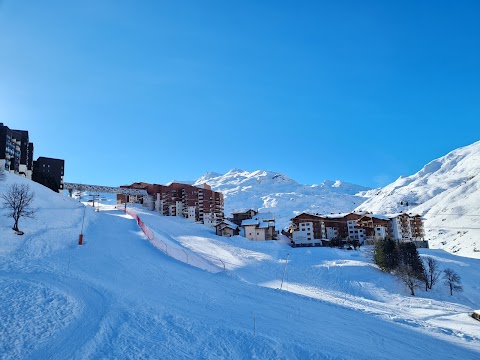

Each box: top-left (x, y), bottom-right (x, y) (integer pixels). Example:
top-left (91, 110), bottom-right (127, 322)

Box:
top-left (307, 233), bottom-right (311, 235)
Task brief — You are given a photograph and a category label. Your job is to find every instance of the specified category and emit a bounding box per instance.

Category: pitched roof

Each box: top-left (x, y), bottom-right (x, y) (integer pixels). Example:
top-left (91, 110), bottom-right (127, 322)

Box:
top-left (358, 214), bottom-right (390, 221)
top-left (258, 222), bottom-right (271, 229)
top-left (232, 208), bottom-right (257, 215)
top-left (215, 219), bottom-right (239, 230)
top-left (241, 219), bottom-right (259, 226)
top-left (254, 212), bottom-right (275, 222)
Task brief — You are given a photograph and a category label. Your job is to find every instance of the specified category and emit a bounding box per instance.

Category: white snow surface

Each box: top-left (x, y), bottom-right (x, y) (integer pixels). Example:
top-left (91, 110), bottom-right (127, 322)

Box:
top-left (1, 172), bottom-right (479, 359)
top-left (192, 169), bottom-right (371, 229)
top-left (356, 140), bottom-right (480, 258)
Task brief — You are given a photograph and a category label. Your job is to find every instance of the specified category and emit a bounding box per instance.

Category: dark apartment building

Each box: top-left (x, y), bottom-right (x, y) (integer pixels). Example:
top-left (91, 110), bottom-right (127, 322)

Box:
top-left (118, 182), bottom-right (224, 226)
top-left (11, 129), bottom-right (34, 178)
top-left (1, 122), bottom-right (21, 174)
top-left (0, 123), bottom-right (35, 178)
top-left (32, 157), bottom-right (65, 192)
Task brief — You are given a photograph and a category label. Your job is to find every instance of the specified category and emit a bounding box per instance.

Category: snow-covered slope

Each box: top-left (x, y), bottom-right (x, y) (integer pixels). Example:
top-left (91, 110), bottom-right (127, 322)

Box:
top-left (1, 173), bottom-right (479, 358)
top-left (356, 141), bottom-right (480, 258)
top-left (193, 169), bottom-right (371, 229)
top-left (0, 172), bottom-right (87, 258)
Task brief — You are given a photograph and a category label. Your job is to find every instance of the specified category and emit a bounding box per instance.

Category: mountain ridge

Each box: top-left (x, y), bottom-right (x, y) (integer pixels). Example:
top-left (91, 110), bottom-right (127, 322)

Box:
top-left (356, 140), bottom-right (480, 258)
top-left (190, 168), bottom-right (371, 228)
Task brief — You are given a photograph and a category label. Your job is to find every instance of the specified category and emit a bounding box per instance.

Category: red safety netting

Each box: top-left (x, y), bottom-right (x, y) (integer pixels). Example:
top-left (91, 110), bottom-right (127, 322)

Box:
top-left (116, 206), bottom-right (226, 272)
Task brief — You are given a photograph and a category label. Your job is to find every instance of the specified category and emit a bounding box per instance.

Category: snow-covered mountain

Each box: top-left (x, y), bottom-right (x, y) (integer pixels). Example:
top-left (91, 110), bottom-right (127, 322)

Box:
top-left (192, 169), bottom-right (371, 229)
top-left (356, 140), bottom-right (480, 258)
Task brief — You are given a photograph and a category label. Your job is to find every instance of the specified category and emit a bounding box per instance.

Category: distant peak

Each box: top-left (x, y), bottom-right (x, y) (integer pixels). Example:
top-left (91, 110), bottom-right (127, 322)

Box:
top-left (199, 171), bottom-right (222, 179)
top-left (226, 168), bottom-right (245, 174)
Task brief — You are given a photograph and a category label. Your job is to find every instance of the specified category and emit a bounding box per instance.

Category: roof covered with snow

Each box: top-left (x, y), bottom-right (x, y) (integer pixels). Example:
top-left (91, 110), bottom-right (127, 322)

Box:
top-left (258, 222), bottom-right (273, 229)
top-left (241, 219), bottom-right (259, 226)
top-left (215, 219), bottom-right (239, 230)
top-left (254, 212), bottom-right (275, 222)
top-left (231, 208), bottom-right (257, 214)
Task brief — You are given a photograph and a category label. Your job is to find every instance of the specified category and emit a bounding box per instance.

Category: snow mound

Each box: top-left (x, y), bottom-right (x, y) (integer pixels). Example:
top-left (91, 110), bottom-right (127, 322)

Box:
top-left (0, 172), bottom-right (92, 258)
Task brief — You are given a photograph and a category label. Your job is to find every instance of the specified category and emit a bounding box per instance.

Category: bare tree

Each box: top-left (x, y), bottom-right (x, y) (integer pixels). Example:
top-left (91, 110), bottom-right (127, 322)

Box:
top-left (1, 183), bottom-right (35, 233)
top-left (0, 169), bottom-right (6, 182)
top-left (421, 266), bottom-right (429, 291)
top-left (425, 257), bottom-right (440, 290)
top-left (396, 265), bottom-right (423, 296)
top-left (443, 268), bottom-right (463, 296)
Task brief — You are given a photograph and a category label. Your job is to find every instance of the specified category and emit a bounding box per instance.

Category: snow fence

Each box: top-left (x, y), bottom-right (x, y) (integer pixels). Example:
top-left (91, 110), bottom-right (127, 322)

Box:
top-left (120, 207), bottom-right (225, 273)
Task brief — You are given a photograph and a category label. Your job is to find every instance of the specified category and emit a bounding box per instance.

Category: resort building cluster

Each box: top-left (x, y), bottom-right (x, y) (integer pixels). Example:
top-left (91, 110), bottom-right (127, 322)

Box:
top-left (117, 182), bottom-right (426, 248)
top-left (117, 182), bottom-right (224, 227)
top-left (289, 212), bottom-right (427, 248)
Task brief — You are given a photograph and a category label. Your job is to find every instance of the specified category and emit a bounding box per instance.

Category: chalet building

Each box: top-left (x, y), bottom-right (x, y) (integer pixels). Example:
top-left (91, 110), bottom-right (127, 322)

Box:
top-left (117, 182), bottom-right (224, 226)
top-left (241, 212), bottom-right (277, 241)
top-left (230, 209), bottom-right (258, 226)
top-left (32, 157), bottom-right (65, 192)
top-left (215, 220), bottom-right (240, 237)
top-left (0, 123), bottom-right (34, 178)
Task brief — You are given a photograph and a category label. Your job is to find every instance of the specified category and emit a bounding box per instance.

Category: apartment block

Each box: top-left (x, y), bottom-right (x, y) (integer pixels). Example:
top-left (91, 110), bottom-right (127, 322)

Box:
top-left (0, 123), bottom-right (34, 178)
top-left (387, 213), bottom-right (427, 247)
top-left (32, 157), bottom-right (65, 192)
top-left (356, 214), bottom-right (390, 243)
top-left (118, 182), bottom-right (224, 226)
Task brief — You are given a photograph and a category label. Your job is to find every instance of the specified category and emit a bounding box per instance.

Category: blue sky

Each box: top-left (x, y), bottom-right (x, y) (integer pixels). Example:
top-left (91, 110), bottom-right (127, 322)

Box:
top-left (0, 1), bottom-right (479, 188)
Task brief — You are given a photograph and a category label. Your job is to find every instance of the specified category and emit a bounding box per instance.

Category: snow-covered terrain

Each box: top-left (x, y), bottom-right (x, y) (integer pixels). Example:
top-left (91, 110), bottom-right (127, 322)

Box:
top-left (1, 172), bottom-right (479, 359)
top-left (356, 141), bottom-right (480, 258)
top-left (192, 169), bottom-right (371, 229)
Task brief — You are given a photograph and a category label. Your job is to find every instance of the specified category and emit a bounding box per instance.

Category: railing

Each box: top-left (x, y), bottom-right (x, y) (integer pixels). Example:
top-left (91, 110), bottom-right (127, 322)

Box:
top-left (118, 206), bottom-right (226, 273)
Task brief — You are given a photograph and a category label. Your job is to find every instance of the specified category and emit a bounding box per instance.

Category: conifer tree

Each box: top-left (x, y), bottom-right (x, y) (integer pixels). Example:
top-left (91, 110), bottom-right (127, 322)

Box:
top-left (374, 238), bottom-right (398, 272)
top-left (398, 242), bottom-right (425, 279)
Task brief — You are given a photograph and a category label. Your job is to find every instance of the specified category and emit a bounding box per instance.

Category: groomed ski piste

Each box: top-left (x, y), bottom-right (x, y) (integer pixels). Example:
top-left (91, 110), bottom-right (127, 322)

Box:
top-left (1, 173), bottom-right (479, 359)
